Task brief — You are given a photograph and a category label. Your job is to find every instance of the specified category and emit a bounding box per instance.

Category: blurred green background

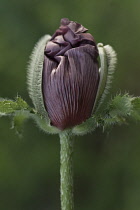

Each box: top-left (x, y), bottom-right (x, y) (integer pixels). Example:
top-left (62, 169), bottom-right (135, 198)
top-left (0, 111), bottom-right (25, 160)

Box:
top-left (0, 0), bottom-right (140, 209)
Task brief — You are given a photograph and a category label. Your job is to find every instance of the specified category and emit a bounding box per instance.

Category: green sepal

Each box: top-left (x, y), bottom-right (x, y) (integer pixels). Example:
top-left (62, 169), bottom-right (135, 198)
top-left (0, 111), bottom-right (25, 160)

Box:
top-left (72, 117), bottom-right (97, 136)
top-left (27, 35), bottom-right (51, 121)
top-left (31, 113), bottom-right (61, 135)
top-left (94, 43), bottom-right (117, 114)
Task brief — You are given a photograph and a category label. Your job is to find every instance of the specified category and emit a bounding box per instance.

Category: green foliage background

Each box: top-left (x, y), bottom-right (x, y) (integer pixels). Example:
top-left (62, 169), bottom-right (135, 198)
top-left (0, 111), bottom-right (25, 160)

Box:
top-left (0, 0), bottom-right (140, 209)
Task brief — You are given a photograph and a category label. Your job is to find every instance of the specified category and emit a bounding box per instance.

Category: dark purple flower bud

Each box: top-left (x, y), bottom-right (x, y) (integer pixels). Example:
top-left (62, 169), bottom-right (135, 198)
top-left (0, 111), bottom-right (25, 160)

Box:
top-left (42, 18), bottom-right (99, 130)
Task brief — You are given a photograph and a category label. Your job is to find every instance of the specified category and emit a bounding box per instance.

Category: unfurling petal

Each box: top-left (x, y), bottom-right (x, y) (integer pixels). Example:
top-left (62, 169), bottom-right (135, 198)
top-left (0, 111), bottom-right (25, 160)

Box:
top-left (42, 45), bottom-right (99, 130)
top-left (42, 18), bottom-right (99, 130)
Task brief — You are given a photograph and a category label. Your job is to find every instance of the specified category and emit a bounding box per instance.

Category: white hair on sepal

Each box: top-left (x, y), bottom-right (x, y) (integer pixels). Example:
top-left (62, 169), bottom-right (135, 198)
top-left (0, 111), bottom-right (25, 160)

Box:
top-left (27, 35), bottom-right (51, 119)
top-left (101, 45), bottom-right (117, 96)
top-left (104, 45), bottom-right (117, 79)
top-left (93, 44), bottom-right (117, 113)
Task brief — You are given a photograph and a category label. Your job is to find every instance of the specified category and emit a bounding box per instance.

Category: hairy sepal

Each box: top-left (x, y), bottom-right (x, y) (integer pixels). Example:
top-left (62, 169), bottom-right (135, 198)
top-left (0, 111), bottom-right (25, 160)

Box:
top-left (27, 35), bottom-right (51, 120)
top-left (93, 43), bottom-right (117, 114)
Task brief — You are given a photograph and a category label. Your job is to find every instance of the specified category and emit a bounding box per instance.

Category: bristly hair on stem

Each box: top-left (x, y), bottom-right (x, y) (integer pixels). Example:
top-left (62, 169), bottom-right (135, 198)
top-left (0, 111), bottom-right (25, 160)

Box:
top-left (59, 131), bottom-right (74, 210)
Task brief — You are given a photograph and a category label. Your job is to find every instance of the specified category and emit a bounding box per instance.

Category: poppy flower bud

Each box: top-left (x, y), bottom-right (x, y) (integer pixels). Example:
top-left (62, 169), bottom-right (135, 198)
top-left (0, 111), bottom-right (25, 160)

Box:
top-left (28, 18), bottom-right (117, 133)
top-left (42, 18), bottom-right (99, 130)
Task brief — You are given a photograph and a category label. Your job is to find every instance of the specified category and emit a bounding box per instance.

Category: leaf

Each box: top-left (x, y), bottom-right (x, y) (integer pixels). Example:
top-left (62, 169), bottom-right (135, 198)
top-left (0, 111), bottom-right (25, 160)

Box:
top-left (109, 94), bottom-right (133, 117)
top-left (0, 97), bottom-right (35, 136)
top-left (11, 111), bottom-right (30, 138)
top-left (99, 94), bottom-right (140, 130)
top-left (0, 97), bottom-right (31, 116)
top-left (131, 97), bottom-right (140, 120)
top-left (0, 97), bottom-right (61, 135)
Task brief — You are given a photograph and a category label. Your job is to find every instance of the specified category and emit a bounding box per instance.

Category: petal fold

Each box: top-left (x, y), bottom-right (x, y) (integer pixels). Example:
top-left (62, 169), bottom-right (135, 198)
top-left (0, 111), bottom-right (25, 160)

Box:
top-left (42, 45), bottom-right (99, 130)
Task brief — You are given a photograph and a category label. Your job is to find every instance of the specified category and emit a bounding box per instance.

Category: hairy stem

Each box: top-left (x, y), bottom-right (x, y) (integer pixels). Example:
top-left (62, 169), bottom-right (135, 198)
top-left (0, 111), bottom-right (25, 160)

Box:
top-left (59, 131), bottom-right (74, 210)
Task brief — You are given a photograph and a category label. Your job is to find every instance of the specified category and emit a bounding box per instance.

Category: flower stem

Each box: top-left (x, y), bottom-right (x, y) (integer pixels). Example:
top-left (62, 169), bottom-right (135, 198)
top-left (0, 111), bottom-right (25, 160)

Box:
top-left (59, 131), bottom-right (74, 210)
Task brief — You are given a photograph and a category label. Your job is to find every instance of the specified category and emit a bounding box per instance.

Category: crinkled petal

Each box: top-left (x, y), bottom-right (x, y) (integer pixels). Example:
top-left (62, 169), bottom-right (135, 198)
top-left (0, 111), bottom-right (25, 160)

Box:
top-left (46, 18), bottom-right (98, 62)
